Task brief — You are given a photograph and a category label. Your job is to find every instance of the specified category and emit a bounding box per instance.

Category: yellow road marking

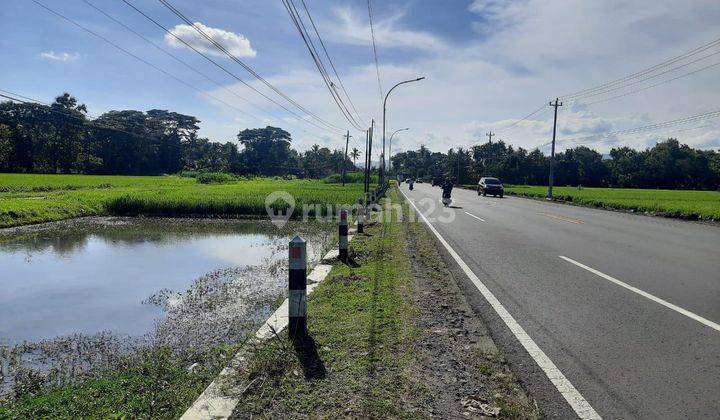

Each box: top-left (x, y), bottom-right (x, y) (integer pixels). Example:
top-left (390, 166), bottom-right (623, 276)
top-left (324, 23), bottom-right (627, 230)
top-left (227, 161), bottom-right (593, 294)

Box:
top-left (539, 212), bottom-right (584, 224)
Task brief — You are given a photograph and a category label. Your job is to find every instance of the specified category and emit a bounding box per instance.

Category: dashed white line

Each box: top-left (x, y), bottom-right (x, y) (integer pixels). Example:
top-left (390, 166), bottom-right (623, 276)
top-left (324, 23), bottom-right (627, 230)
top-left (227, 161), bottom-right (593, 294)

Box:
top-left (559, 256), bottom-right (720, 332)
top-left (464, 211), bottom-right (486, 222)
top-left (400, 188), bottom-right (602, 419)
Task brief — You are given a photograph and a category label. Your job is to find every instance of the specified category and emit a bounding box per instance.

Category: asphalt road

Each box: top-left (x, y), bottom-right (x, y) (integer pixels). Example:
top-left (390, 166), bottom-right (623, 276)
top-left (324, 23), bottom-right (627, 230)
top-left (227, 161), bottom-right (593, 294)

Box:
top-left (399, 182), bottom-right (720, 419)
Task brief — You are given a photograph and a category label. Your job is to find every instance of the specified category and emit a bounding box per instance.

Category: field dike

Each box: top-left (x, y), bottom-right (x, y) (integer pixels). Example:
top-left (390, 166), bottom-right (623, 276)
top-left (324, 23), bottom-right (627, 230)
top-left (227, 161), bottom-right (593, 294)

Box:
top-left (203, 189), bottom-right (538, 419)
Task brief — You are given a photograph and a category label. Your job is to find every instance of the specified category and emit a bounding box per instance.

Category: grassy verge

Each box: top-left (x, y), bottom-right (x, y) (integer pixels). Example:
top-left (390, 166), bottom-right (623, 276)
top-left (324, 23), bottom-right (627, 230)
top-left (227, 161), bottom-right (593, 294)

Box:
top-left (505, 185), bottom-right (720, 220)
top-left (459, 182), bottom-right (720, 220)
top-left (229, 191), bottom-right (422, 417)
top-left (0, 345), bottom-right (241, 419)
top-left (0, 174), bottom-right (365, 227)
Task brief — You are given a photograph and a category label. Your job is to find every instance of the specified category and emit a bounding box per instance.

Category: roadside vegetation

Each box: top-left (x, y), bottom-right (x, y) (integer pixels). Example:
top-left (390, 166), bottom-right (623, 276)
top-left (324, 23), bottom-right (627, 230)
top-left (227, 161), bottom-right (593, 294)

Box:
top-left (0, 174), bottom-right (365, 227)
top-left (321, 172), bottom-right (377, 184)
top-left (393, 139), bottom-right (720, 191)
top-left (0, 345), bottom-right (241, 419)
top-left (505, 184), bottom-right (720, 220)
top-left (227, 189), bottom-right (537, 418)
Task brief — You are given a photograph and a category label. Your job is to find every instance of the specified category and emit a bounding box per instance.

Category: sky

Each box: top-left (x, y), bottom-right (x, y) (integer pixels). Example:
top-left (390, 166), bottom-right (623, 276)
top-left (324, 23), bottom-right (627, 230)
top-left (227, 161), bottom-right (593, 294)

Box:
top-left (1, 0), bottom-right (719, 163)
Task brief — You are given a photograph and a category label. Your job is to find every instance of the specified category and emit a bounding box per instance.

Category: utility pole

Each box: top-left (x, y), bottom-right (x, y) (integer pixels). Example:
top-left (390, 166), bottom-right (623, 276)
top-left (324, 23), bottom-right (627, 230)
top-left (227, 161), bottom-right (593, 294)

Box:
top-left (548, 98), bottom-right (563, 200)
top-left (341, 130), bottom-right (350, 186)
top-left (364, 129), bottom-right (370, 194)
top-left (457, 150), bottom-right (461, 185)
top-left (486, 131), bottom-right (495, 143)
top-left (365, 121), bottom-right (374, 194)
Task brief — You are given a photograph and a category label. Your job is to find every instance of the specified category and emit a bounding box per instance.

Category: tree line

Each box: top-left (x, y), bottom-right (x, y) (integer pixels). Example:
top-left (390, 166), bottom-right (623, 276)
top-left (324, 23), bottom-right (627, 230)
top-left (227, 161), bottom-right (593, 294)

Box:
top-left (391, 139), bottom-right (720, 190)
top-left (2, 93), bottom-right (718, 189)
top-left (0, 93), bottom-right (358, 178)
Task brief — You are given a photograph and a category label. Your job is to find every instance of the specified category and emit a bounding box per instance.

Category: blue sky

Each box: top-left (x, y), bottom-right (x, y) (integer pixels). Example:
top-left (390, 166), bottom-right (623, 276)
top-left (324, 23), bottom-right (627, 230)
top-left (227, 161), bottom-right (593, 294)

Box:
top-left (2, 0), bottom-right (719, 161)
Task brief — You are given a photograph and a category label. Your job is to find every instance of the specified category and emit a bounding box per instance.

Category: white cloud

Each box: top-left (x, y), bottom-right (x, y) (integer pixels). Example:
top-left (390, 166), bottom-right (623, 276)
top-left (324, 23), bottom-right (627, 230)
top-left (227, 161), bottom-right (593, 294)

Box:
top-left (199, 0), bottom-right (720, 157)
top-left (165, 22), bottom-right (256, 58)
top-left (40, 51), bottom-right (79, 62)
top-left (327, 6), bottom-right (446, 51)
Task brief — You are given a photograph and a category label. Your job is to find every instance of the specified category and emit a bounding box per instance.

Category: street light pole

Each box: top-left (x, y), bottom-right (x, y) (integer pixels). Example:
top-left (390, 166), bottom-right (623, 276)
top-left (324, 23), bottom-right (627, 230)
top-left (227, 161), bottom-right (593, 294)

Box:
top-left (388, 128), bottom-right (409, 174)
top-left (382, 77), bottom-right (425, 186)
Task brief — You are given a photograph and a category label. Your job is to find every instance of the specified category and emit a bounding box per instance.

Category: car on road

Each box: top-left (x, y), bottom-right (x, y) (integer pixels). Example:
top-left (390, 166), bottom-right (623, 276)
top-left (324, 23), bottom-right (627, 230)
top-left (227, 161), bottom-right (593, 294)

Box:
top-left (478, 177), bottom-right (504, 197)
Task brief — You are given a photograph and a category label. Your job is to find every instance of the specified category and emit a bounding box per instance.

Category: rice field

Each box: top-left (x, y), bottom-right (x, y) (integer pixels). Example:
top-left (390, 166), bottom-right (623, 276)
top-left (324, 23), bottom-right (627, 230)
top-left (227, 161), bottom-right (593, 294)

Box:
top-left (0, 174), bottom-right (366, 228)
top-left (504, 185), bottom-right (720, 220)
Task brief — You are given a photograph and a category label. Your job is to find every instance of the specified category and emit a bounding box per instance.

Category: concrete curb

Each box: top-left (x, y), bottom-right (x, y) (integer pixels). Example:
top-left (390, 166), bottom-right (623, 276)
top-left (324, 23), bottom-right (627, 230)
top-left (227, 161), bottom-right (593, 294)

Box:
top-left (181, 234), bottom-right (356, 420)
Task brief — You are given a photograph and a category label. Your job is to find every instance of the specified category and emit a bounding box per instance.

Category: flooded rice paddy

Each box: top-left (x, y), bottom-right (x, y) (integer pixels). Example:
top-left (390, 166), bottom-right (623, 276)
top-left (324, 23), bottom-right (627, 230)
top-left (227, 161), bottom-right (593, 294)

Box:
top-left (0, 217), bottom-right (331, 398)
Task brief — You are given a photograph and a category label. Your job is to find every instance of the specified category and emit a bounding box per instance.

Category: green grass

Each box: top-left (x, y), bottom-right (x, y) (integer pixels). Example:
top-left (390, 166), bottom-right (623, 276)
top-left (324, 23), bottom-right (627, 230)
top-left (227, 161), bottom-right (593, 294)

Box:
top-left (321, 172), bottom-right (376, 184)
top-left (0, 346), bottom-right (241, 419)
top-left (503, 185), bottom-right (720, 220)
top-left (0, 174), bottom-right (365, 227)
top-left (230, 191), bottom-right (423, 418)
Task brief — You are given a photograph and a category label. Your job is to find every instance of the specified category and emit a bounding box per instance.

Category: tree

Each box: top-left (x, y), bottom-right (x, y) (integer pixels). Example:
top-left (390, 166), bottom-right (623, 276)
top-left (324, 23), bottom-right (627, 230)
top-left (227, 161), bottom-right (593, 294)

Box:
top-left (0, 124), bottom-right (11, 171)
top-left (350, 147), bottom-right (360, 168)
top-left (237, 126), bottom-right (296, 176)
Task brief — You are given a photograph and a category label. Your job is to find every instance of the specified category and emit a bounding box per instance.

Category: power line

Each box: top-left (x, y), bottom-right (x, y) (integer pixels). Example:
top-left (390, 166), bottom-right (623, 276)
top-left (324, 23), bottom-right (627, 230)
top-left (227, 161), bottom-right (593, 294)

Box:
top-left (366, 0), bottom-right (383, 113)
top-left (85, 1), bottom-right (330, 140)
top-left (559, 110), bottom-right (720, 146)
top-left (281, 0), bottom-right (365, 131)
top-left (566, 48), bottom-right (720, 102)
top-left (30, 0), bottom-right (273, 127)
top-left (561, 36), bottom-right (720, 100)
top-left (156, 0), bottom-right (345, 134)
top-left (120, 0), bottom-right (341, 136)
top-left (81, 0), bottom-right (262, 123)
top-left (297, 0), bottom-right (367, 127)
top-left (498, 103), bottom-right (549, 132)
top-left (0, 90), bottom-right (157, 140)
top-left (281, 0), bottom-right (363, 131)
top-left (582, 59), bottom-right (720, 106)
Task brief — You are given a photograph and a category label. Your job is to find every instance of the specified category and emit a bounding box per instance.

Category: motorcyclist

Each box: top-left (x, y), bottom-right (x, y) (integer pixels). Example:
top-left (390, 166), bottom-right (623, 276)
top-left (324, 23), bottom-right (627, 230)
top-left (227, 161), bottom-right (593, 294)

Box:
top-left (408, 177), bottom-right (414, 190)
top-left (441, 177), bottom-right (453, 199)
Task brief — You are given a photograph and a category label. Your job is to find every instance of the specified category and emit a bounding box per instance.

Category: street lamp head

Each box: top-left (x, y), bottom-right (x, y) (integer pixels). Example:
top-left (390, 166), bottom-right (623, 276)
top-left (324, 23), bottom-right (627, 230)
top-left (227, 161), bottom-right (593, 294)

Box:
top-left (416, 76), bottom-right (426, 81)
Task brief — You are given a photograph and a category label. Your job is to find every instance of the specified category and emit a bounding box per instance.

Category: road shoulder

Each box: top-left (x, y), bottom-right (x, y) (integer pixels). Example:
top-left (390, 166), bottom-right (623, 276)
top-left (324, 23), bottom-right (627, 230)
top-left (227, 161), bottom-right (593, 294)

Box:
top-left (225, 189), bottom-right (538, 418)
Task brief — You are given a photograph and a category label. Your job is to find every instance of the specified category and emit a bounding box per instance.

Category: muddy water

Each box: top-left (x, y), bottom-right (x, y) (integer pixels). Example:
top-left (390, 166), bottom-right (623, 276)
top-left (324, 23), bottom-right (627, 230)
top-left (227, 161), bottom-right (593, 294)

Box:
top-left (0, 217), bottom-right (332, 395)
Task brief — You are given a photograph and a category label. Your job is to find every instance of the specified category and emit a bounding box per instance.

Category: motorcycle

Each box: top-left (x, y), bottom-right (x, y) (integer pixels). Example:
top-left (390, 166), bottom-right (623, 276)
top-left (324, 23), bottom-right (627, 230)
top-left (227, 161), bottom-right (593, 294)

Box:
top-left (409, 181), bottom-right (414, 191)
top-left (441, 190), bottom-right (452, 206)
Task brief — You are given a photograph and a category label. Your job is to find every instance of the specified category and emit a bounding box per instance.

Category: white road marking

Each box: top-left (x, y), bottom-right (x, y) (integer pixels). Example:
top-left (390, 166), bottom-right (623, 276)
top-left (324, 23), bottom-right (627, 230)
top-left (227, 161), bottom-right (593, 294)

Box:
top-left (464, 211), bottom-right (486, 222)
top-left (559, 256), bottom-right (720, 332)
top-left (400, 189), bottom-right (601, 420)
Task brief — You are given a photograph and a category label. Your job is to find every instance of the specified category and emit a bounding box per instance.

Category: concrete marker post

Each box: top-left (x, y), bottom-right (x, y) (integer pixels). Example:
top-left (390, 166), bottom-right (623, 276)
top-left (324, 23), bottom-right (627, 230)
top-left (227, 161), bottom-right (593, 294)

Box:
top-left (339, 209), bottom-right (349, 262)
top-left (288, 236), bottom-right (307, 341)
top-left (357, 197), bottom-right (364, 234)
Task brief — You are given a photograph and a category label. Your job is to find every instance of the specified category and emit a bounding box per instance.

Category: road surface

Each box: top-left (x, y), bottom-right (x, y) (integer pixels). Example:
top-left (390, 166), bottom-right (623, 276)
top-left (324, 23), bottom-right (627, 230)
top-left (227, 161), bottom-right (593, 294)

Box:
top-left (399, 182), bottom-right (720, 419)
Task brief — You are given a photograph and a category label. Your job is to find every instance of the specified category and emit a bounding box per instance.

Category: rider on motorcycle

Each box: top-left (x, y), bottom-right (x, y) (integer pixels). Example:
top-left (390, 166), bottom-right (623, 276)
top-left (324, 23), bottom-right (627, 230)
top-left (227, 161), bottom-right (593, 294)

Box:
top-left (441, 177), bottom-right (453, 199)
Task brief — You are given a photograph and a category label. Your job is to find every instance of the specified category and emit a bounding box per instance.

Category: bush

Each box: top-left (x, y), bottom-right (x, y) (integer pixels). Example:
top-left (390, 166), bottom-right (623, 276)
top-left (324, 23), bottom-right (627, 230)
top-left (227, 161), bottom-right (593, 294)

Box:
top-left (322, 172), bottom-right (376, 184)
top-left (195, 173), bottom-right (237, 184)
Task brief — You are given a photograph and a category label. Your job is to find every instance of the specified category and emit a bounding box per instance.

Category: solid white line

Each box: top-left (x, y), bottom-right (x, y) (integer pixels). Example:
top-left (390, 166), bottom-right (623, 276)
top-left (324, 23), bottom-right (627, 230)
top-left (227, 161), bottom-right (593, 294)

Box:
top-left (400, 189), bottom-right (601, 420)
top-left (464, 211), bottom-right (486, 222)
top-left (559, 256), bottom-right (720, 332)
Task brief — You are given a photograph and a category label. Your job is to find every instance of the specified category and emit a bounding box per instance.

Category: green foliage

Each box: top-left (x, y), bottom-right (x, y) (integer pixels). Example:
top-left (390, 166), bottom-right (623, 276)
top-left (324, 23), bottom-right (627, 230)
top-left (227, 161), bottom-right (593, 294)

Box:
top-left (505, 185), bottom-right (720, 220)
top-left (194, 172), bottom-right (237, 184)
top-left (0, 94), bottom-right (353, 178)
top-left (0, 174), bottom-right (364, 227)
top-left (393, 139), bottom-right (720, 190)
top-left (0, 346), bottom-right (239, 419)
top-left (321, 172), bottom-right (376, 184)
top-left (232, 192), bottom-right (420, 417)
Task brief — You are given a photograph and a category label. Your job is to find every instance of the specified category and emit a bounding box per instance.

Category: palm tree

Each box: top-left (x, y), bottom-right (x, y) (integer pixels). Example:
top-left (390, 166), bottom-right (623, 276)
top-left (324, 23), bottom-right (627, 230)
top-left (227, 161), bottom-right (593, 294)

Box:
top-left (350, 148), bottom-right (360, 170)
